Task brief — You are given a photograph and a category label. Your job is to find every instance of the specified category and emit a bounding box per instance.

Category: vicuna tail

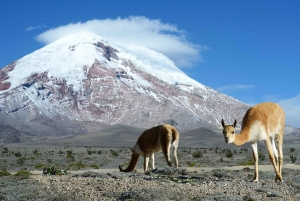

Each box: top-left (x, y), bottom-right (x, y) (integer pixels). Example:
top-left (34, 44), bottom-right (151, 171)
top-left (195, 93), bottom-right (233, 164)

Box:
top-left (119, 152), bottom-right (140, 172)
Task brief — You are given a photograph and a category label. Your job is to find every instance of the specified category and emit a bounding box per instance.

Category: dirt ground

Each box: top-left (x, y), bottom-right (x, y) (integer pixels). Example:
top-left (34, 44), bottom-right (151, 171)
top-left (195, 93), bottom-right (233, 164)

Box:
top-left (1, 145), bottom-right (300, 200)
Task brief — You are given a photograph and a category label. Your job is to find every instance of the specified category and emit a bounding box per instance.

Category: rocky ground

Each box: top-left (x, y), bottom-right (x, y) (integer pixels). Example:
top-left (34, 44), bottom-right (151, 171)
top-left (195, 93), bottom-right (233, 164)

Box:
top-left (1, 145), bottom-right (300, 200)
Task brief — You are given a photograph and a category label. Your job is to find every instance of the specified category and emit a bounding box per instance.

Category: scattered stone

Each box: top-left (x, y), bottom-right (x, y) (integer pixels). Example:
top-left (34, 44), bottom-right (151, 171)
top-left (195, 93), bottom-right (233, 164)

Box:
top-left (201, 193), bottom-right (243, 201)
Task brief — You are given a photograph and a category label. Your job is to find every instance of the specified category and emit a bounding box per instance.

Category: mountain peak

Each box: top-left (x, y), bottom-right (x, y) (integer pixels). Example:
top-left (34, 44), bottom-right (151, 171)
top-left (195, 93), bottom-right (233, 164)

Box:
top-left (51, 31), bottom-right (108, 45)
top-left (2, 32), bottom-right (206, 93)
top-left (0, 32), bottom-right (249, 137)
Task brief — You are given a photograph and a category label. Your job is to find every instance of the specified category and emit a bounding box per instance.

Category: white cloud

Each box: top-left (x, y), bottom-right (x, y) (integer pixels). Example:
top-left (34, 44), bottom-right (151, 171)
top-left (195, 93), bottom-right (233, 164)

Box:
top-left (26, 24), bottom-right (47, 31)
top-left (35, 16), bottom-right (207, 68)
top-left (277, 94), bottom-right (300, 128)
top-left (217, 84), bottom-right (255, 92)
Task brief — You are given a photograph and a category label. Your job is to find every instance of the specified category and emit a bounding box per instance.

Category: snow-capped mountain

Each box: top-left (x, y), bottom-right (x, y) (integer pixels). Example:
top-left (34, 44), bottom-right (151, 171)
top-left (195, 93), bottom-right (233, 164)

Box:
top-left (0, 32), bottom-right (249, 136)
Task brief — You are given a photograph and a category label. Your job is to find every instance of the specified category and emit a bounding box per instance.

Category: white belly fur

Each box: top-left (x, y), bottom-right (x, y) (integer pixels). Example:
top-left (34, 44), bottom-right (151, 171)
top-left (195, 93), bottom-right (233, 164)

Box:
top-left (248, 120), bottom-right (282, 143)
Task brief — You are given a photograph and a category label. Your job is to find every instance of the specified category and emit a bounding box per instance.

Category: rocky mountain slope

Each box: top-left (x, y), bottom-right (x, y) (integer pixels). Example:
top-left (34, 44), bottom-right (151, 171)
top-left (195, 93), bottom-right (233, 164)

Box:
top-left (0, 32), bottom-right (249, 139)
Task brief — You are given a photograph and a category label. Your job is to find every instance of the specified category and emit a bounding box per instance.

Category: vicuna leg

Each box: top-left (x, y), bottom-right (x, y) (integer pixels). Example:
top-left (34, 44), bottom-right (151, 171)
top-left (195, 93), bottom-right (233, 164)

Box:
top-left (162, 142), bottom-right (172, 167)
top-left (172, 143), bottom-right (178, 168)
top-left (276, 133), bottom-right (284, 181)
top-left (144, 154), bottom-right (149, 172)
top-left (265, 138), bottom-right (282, 181)
top-left (251, 143), bottom-right (259, 182)
top-left (271, 137), bottom-right (278, 165)
top-left (150, 153), bottom-right (155, 170)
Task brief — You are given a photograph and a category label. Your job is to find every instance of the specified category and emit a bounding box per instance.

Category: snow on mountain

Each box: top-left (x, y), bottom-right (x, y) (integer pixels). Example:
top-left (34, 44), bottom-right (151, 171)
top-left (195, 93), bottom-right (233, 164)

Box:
top-left (3, 32), bottom-right (204, 94)
top-left (0, 31), bottom-right (249, 137)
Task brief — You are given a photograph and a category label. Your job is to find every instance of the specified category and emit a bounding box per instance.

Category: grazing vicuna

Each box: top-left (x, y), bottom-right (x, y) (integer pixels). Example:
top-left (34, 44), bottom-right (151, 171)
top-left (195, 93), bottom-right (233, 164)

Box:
top-left (119, 124), bottom-right (179, 173)
top-left (221, 102), bottom-right (285, 182)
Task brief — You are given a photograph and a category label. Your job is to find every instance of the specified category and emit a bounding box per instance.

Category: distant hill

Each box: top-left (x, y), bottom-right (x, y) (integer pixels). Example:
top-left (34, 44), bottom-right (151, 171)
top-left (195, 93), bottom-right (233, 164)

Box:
top-left (15, 124), bottom-right (229, 148)
top-left (0, 124), bottom-right (35, 143)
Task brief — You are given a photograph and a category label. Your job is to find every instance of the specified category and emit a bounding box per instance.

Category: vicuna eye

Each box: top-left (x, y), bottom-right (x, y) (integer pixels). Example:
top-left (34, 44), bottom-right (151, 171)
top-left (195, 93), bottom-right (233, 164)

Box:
top-left (231, 131), bottom-right (234, 134)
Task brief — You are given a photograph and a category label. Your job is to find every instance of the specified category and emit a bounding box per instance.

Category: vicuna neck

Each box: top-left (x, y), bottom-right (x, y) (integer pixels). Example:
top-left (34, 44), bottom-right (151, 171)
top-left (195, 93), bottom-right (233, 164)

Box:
top-left (233, 130), bottom-right (249, 146)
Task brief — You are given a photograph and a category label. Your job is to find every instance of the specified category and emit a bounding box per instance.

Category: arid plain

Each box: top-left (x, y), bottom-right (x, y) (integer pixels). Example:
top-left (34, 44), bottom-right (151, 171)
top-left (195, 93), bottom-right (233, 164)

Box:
top-left (1, 125), bottom-right (300, 200)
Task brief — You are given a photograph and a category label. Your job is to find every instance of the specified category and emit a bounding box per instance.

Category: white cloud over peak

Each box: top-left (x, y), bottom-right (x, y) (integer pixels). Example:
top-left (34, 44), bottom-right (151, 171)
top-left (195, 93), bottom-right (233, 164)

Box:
top-left (35, 16), bottom-right (207, 68)
top-left (278, 94), bottom-right (300, 128)
top-left (26, 24), bottom-right (47, 31)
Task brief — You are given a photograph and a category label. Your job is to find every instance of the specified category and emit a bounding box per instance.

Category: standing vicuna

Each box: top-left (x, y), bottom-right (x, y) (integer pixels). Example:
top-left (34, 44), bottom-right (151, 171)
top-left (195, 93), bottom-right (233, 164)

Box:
top-left (221, 102), bottom-right (285, 182)
top-left (119, 124), bottom-right (179, 173)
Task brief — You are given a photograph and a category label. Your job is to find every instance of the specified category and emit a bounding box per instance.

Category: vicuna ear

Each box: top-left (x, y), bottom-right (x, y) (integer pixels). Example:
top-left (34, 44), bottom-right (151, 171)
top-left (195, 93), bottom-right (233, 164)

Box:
top-left (221, 119), bottom-right (225, 128)
top-left (233, 119), bottom-right (237, 128)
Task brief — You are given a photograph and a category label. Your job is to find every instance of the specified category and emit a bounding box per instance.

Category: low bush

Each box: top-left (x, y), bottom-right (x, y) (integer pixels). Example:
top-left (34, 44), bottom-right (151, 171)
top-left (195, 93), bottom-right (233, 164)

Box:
top-left (258, 152), bottom-right (266, 161)
top-left (290, 154), bottom-right (297, 163)
top-left (90, 164), bottom-right (99, 169)
top-left (0, 171), bottom-right (11, 176)
top-left (14, 170), bottom-right (31, 179)
top-left (238, 159), bottom-right (254, 166)
top-left (3, 147), bottom-right (9, 154)
top-left (68, 162), bottom-right (86, 170)
top-left (34, 163), bottom-right (49, 170)
top-left (225, 149), bottom-right (233, 158)
top-left (14, 152), bottom-right (22, 157)
top-left (186, 161), bottom-right (196, 167)
top-left (43, 167), bottom-right (68, 175)
top-left (192, 150), bottom-right (203, 158)
top-left (110, 149), bottom-right (119, 157)
top-left (16, 157), bottom-right (26, 165)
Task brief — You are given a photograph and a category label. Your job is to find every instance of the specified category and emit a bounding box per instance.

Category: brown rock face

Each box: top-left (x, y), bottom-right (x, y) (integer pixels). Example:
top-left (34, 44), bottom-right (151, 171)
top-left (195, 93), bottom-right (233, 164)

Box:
top-left (0, 61), bottom-right (16, 91)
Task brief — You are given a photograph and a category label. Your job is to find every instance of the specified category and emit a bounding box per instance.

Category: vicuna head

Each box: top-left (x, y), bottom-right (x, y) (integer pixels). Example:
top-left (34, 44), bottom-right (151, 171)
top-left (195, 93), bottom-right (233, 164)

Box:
top-left (221, 119), bottom-right (237, 144)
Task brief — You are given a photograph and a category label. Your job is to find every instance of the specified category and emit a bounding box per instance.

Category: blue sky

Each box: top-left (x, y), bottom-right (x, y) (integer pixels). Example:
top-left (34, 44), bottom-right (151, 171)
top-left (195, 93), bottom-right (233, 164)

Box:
top-left (0, 0), bottom-right (299, 127)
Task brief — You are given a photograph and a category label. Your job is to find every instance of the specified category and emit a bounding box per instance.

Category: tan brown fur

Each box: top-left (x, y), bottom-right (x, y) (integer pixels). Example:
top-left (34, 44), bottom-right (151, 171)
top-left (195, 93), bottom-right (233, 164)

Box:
top-left (119, 124), bottom-right (179, 173)
top-left (221, 102), bottom-right (285, 182)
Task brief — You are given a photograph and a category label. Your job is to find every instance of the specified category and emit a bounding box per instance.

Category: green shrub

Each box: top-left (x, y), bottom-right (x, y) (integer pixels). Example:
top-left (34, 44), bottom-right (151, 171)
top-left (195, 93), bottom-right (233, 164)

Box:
top-left (43, 167), bottom-right (68, 175)
top-left (186, 161), bottom-right (196, 167)
top-left (258, 152), bottom-right (265, 161)
top-left (110, 149), bottom-right (119, 157)
top-left (14, 152), bottom-right (22, 157)
top-left (66, 150), bottom-right (75, 162)
top-left (225, 149), bottom-right (233, 158)
top-left (68, 162), bottom-right (86, 170)
top-left (87, 150), bottom-right (92, 155)
top-left (26, 156), bottom-right (35, 160)
top-left (66, 150), bottom-right (73, 157)
top-left (290, 154), bottom-right (297, 163)
top-left (3, 147), bottom-right (9, 154)
top-left (34, 163), bottom-right (49, 170)
top-left (16, 157), bottom-right (26, 165)
top-left (290, 148), bottom-right (295, 153)
top-left (0, 171), bottom-right (11, 176)
top-left (238, 159), bottom-right (254, 166)
top-left (192, 150), bottom-right (203, 158)
top-left (14, 170), bottom-right (31, 179)
top-left (33, 149), bottom-right (38, 155)
top-left (90, 164), bottom-right (99, 169)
